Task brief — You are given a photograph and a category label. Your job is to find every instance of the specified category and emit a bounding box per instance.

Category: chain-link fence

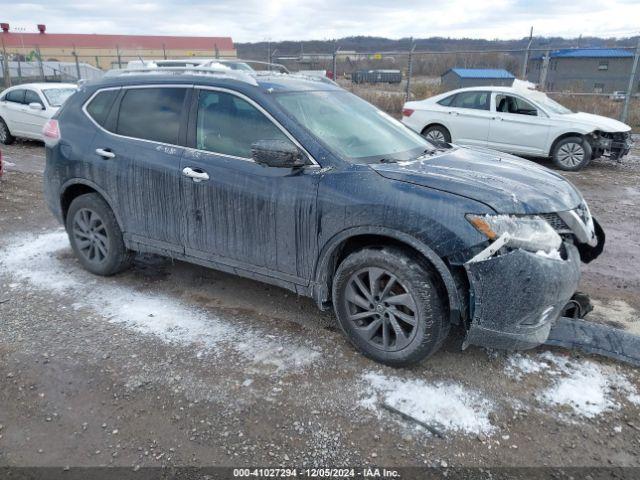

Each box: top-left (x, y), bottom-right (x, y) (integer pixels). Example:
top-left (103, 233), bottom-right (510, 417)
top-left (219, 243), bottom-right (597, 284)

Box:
top-left (270, 43), bottom-right (640, 127)
top-left (1, 43), bottom-right (638, 128)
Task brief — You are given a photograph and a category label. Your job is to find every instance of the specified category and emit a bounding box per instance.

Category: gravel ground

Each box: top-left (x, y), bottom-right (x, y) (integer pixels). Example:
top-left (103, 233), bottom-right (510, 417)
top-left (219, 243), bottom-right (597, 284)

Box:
top-left (1, 139), bottom-right (639, 470)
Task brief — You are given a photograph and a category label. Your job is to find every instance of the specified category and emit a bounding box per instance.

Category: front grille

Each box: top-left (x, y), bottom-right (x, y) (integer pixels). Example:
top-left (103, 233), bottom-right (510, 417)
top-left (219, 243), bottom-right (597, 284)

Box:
top-left (539, 213), bottom-right (571, 233)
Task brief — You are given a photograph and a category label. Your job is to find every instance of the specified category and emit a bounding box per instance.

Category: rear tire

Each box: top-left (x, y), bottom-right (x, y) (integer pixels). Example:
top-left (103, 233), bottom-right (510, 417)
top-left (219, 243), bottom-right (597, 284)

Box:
top-left (552, 136), bottom-right (592, 171)
top-left (332, 247), bottom-right (449, 367)
top-left (421, 125), bottom-right (451, 144)
top-left (0, 118), bottom-right (15, 145)
top-left (65, 193), bottom-right (133, 276)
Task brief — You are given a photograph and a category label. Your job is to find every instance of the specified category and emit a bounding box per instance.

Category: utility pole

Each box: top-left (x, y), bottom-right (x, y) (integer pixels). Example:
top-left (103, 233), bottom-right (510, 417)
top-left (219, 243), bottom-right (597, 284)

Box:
top-left (521, 26), bottom-right (533, 79)
top-left (332, 42), bottom-right (339, 80)
top-left (621, 36), bottom-right (640, 124)
top-left (405, 38), bottom-right (416, 101)
top-left (116, 45), bottom-right (122, 69)
top-left (35, 45), bottom-right (44, 81)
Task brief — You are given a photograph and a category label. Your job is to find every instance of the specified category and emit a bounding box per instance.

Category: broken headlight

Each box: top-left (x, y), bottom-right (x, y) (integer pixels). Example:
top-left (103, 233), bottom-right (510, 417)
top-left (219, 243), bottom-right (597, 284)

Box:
top-left (466, 214), bottom-right (562, 253)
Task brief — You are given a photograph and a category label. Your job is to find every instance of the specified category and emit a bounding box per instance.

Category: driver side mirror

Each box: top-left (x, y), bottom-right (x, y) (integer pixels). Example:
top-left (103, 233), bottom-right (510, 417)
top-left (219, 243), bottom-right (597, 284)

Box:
top-left (251, 140), bottom-right (307, 168)
top-left (29, 102), bottom-right (45, 111)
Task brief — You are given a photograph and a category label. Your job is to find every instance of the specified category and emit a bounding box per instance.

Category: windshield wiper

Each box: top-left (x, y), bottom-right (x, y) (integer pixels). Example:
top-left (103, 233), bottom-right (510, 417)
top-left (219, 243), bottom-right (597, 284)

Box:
top-left (378, 157), bottom-right (398, 164)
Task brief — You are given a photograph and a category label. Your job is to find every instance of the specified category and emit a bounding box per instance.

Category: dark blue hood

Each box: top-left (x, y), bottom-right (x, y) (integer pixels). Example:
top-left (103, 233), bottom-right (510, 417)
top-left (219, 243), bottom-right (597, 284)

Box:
top-left (371, 146), bottom-right (582, 214)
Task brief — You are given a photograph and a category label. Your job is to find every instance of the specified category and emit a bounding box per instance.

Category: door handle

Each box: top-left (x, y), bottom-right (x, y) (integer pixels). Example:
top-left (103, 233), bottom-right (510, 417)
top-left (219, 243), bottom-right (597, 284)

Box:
top-left (492, 116), bottom-right (503, 121)
top-left (448, 111), bottom-right (458, 115)
top-left (95, 148), bottom-right (116, 159)
top-left (182, 167), bottom-right (210, 182)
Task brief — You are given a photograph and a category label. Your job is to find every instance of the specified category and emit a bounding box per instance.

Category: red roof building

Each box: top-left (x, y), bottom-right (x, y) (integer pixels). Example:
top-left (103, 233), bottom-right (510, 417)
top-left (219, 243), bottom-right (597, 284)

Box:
top-left (0, 25), bottom-right (235, 69)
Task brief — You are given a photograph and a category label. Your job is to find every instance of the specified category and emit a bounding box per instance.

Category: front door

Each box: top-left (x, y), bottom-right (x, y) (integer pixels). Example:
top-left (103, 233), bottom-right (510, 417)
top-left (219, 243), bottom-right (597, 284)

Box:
top-left (23, 89), bottom-right (49, 138)
top-left (488, 93), bottom-right (551, 156)
top-left (180, 88), bottom-right (320, 283)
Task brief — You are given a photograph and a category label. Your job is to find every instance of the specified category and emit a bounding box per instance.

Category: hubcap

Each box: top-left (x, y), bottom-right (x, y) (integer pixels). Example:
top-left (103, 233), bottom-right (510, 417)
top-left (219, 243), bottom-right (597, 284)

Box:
top-left (72, 208), bottom-right (109, 264)
top-left (425, 129), bottom-right (445, 143)
top-left (343, 267), bottom-right (418, 352)
top-left (557, 142), bottom-right (585, 167)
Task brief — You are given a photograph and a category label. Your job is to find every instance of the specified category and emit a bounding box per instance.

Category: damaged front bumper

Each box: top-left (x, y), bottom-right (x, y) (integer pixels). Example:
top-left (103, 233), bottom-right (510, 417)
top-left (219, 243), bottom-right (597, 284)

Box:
top-left (463, 242), bottom-right (581, 350)
top-left (590, 131), bottom-right (633, 161)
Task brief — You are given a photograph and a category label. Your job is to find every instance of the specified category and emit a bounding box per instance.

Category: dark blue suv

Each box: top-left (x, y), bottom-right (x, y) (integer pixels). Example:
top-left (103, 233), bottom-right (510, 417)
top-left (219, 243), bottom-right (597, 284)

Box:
top-left (43, 67), bottom-right (604, 366)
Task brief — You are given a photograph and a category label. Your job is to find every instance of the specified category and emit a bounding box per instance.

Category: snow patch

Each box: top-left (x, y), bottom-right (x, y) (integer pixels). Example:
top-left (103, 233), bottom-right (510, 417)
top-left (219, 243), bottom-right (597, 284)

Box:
top-left (506, 351), bottom-right (640, 418)
top-left (0, 230), bottom-right (321, 372)
top-left (535, 249), bottom-right (562, 260)
top-left (360, 372), bottom-right (495, 435)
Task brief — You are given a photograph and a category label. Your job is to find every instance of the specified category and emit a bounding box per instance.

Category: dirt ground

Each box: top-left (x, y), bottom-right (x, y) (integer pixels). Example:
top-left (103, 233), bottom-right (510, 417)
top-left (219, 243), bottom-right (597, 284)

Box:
top-left (1, 139), bottom-right (640, 472)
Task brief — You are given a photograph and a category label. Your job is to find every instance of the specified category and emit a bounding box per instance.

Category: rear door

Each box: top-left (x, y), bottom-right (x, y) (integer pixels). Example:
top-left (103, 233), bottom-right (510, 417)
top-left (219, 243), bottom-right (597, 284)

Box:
top-left (446, 90), bottom-right (492, 147)
top-left (488, 93), bottom-right (552, 155)
top-left (180, 87), bottom-right (320, 283)
top-left (1, 89), bottom-right (27, 135)
top-left (86, 85), bottom-right (190, 252)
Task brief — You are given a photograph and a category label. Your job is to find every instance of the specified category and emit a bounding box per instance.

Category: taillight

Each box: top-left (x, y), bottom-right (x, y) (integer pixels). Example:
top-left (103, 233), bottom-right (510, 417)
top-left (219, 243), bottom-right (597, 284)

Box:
top-left (402, 108), bottom-right (414, 117)
top-left (42, 119), bottom-right (60, 147)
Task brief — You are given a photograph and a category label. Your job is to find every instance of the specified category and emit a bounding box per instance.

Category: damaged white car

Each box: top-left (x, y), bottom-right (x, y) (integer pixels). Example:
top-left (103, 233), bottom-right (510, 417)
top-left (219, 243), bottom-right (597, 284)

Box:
top-left (402, 81), bottom-right (633, 171)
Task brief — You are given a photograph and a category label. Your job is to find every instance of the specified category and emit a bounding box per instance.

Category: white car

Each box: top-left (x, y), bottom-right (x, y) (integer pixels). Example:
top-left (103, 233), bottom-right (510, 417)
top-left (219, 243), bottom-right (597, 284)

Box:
top-left (0, 83), bottom-right (77, 144)
top-left (402, 83), bottom-right (633, 171)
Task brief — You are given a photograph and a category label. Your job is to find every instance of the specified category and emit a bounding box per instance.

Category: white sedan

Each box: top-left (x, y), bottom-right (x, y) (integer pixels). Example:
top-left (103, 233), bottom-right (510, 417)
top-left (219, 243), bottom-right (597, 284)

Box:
top-left (402, 83), bottom-right (633, 171)
top-left (0, 83), bottom-right (77, 144)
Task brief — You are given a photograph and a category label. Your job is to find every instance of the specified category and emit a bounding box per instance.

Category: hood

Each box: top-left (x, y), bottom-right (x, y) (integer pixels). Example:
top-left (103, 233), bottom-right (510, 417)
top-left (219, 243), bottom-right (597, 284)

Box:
top-left (371, 147), bottom-right (582, 214)
top-left (560, 111), bottom-right (631, 132)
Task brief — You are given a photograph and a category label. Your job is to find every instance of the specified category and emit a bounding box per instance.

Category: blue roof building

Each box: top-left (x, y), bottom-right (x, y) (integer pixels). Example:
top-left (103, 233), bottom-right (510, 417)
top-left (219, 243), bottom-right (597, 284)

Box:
top-left (442, 68), bottom-right (515, 89)
top-left (527, 48), bottom-right (638, 93)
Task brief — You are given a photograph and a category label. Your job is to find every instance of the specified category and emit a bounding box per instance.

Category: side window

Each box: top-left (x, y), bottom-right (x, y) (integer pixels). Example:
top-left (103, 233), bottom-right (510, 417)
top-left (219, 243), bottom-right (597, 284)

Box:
top-left (117, 88), bottom-right (186, 144)
top-left (437, 94), bottom-right (456, 107)
top-left (495, 94), bottom-right (537, 116)
top-left (451, 91), bottom-right (490, 110)
top-left (196, 90), bottom-right (292, 158)
top-left (86, 90), bottom-right (119, 128)
top-left (5, 89), bottom-right (25, 104)
top-left (24, 90), bottom-right (43, 107)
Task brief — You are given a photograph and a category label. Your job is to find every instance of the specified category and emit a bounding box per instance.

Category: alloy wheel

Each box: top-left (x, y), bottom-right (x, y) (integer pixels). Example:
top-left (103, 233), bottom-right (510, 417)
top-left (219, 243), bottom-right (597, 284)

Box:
top-left (425, 129), bottom-right (445, 143)
top-left (343, 267), bottom-right (418, 351)
top-left (0, 123), bottom-right (7, 143)
top-left (557, 142), bottom-right (585, 168)
top-left (72, 208), bottom-right (110, 264)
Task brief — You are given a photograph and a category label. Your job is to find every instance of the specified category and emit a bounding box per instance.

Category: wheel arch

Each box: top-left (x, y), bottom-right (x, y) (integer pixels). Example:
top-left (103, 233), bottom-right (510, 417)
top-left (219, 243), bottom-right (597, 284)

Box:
top-left (311, 226), bottom-right (461, 324)
top-left (548, 131), bottom-right (590, 157)
top-left (59, 179), bottom-right (124, 230)
top-left (420, 122), bottom-right (451, 136)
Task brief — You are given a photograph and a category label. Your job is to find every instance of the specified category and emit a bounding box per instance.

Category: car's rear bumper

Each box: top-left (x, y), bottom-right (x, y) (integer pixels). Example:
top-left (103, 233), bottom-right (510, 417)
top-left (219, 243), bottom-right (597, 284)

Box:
top-left (463, 242), bottom-right (582, 350)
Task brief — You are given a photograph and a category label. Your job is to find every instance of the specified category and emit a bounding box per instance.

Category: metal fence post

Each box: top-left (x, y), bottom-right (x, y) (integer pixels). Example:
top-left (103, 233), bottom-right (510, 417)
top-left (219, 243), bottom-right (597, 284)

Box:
top-left (35, 45), bottom-right (45, 81)
top-left (116, 45), bottom-right (122, 69)
top-left (405, 39), bottom-right (415, 101)
top-left (72, 47), bottom-right (81, 80)
top-left (1, 38), bottom-right (11, 87)
top-left (162, 43), bottom-right (167, 60)
top-left (621, 37), bottom-right (640, 124)
top-left (17, 54), bottom-right (22, 83)
top-left (539, 49), bottom-right (550, 90)
top-left (332, 44), bottom-right (339, 80)
top-left (521, 26), bottom-right (533, 79)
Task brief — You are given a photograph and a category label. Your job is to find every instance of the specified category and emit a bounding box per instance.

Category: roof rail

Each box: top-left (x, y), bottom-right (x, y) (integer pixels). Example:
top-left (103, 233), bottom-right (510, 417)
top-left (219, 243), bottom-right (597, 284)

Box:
top-left (104, 65), bottom-right (259, 86)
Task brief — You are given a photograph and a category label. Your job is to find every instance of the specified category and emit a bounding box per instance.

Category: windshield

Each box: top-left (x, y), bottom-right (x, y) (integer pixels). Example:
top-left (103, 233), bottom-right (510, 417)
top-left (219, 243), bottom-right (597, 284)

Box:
top-left (42, 88), bottom-right (76, 107)
top-left (534, 93), bottom-right (573, 115)
top-left (274, 90), bottom-right (432, 163)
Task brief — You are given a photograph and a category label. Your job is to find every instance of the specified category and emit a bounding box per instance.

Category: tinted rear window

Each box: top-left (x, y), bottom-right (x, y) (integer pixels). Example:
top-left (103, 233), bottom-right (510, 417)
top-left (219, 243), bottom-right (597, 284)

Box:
top-left (116, 88), bottom-right (186, 144)
top-left (437, 94), bottom-right (456, 106)
top-left (86, 90), bottom-right (119, 127)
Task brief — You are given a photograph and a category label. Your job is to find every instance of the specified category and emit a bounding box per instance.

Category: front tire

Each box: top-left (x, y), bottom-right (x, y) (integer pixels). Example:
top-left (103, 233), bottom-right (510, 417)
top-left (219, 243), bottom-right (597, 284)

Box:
top-left (552, 136), bottom-right (592, 171)
top-left (332, 247), bottom-right (449, 367)
top-left (65, 193), bottom-right (133, 276)
top-left (0, 118), bottom-right (15, 145)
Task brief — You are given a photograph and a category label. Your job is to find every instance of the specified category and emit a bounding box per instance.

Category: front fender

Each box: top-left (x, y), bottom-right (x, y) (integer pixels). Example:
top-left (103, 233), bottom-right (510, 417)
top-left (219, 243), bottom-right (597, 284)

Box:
top-left (311, 225), bottom-right (462, 324)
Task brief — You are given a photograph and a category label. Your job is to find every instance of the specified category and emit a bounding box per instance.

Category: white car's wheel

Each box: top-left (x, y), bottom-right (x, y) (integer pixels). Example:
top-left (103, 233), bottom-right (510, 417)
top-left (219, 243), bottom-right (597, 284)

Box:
top-left (421, 125), bottom-right (451, 145)
top-left (552, 136), bottom-right (592, 171)
top-left (0, 118), bottom-right (15, 145)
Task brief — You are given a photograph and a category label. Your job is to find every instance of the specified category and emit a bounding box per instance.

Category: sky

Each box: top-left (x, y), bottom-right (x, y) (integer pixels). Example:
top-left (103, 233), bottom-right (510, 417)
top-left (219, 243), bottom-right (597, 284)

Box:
top-left (4, 0), bottom-right (640, 42)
